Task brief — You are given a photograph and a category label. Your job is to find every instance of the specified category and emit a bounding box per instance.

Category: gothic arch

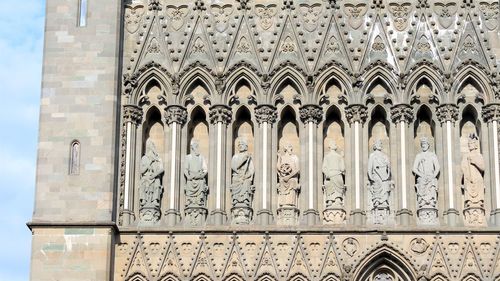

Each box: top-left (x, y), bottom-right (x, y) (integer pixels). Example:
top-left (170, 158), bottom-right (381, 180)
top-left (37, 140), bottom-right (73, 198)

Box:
top-left (364, 76), bottom-right (397, 106)
top-left (320, 273), bottom-right (341, 281)
top-left (224, 67), bottom-right (262, 103)
top-left (158, 273), bottom-right (181, 281)
top-left (313, 65), bottom-right (353, 104)
top-left (192, 273), bottom-right (213, 281)
top-left (126, 273), bottom-right (148, 281)
top-left (129, 64), bottom-right (173, 105)
top-left (289, 273), bottom-right (309, 281)
top-left (142, 106), bottom-right (165, 154)
top-left (361, 66), bottom-right (399, 104)
top-left (269, 67), bottom-right (308, 105)
top-left (232, 105), bottom-right (255, 154)
top-left (451, 66), bottom-right (492, 104)
top-left (222, 273), bottom-right (245, 281)
top-left (430, 274), bottom-right (449, 281)
top-left (179, 66), bottom-right (217, 105)
top-left (404, 65), bottom-right (444, 104)
top-left (414, 104), bottom-right (436, 145)
top-left (462, 274), bottom-right (481, 281)
top-left (459, 104), bottom-right (481, 142)
top-left (352, 245), bottom-right (418, 281)
top-left (256, 273), bottom-right (278, 281)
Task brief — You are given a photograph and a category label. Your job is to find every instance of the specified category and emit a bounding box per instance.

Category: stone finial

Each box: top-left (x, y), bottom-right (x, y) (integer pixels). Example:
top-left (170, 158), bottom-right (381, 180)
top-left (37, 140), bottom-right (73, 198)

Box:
top-left (345, 104), bottom-right (368, 124)
top-left (209, 104), bottom-right (232, 125)
top-left (255, 104), bottom-right (278, 125)
top-left (149, 0), bottom-right (162, 11)
top-left (436, 104), bottom-right (459, 124)
top-left (237, 0), bottom-right (250, 11)
top-left (390, 104), bottom-right (414, 124)
top-left (482, 103), bottom-right (500, 123)
top-left (299, 104), bottom-right (323, 124)
top-left (165, 105), bottom-right (188, 126)
top-left (194, 0), bottom-right (206, 11)
top-left (123, 105), bottom-right (143, 125)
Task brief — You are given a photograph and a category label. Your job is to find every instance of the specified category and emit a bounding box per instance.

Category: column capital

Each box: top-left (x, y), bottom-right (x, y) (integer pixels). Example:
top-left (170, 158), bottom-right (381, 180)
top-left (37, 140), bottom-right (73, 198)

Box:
top-left (123, 104), bottom-right (143, 125)
top-left (436, 104), bottom-right (459, 124)
top-left (390, 104), bottom-right (413, 123)
top-left (482, 103), bottom-right (500, 123)
top-left (209, 104), bottom-right (232, 125)
top-left (255, 104), bottom-right (277, 125)
top-left (345, 104), bottom-right (368, 124)
top-left (299, 104), bottom-right (323, 124)
top-left (165, 105), bottom-right (188, 126)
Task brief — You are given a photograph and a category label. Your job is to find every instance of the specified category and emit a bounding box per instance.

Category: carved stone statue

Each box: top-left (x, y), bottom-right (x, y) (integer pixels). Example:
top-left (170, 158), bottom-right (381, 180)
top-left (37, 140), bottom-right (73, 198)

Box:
top-left (277, 142), bottom-right (300, 224)
top-left (461, 134), bottom-right (486, 226)
top-left (230, 138), bottom-right (255, 224)
top-left (139, 139), bottom-right (164, 223)
top-left (413, 137), bottom-right (440, 225)
top-left (367, 139), bottom-right (394, 224)
top-left (184, 139), bottom-right (209, 225)
top-left (322, 141), bottom-right (346, 224)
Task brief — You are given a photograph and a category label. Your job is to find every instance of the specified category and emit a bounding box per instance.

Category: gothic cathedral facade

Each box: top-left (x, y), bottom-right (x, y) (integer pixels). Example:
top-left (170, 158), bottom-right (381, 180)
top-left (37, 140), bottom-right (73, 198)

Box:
top-left (30, 0), bottom-right (500, 280)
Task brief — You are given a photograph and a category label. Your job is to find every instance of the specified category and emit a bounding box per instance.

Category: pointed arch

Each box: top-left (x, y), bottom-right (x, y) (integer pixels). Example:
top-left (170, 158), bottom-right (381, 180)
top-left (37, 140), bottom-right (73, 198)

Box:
top-left (278, 105), bottom-right (300, 153)
top-left (126, 273), bottom-right (148, 281)
top-left (179, 65), bottom-right (217, 105)
top-left (289, 273), bottom-right (309, 281)
top-left (187, 105), bottom-right (210, 157)
top-left (224, 66), bottom-right (262, 103)
top-left (361, 66), bottom-right (399, 104)
top-left (313, 65), bottom-right (353, 103)
top-left (320, 273), bottom-right (341, 281)
top-left (414, 104), bottom-right (436, 149)
top-left (159, 273), bottom-right (181, 281)
top-left (232, 105), bottom-right (255, 155)
top-left (352, 245), bottom-right (418, 281)
top-left (460, 104), bottom-right (481, 141)
top-left (324, 105), bottom-right (345, 154)
top-left (451, 65), bottom-right (493, 104)
top-left (269, 66), bottom-right (308, 105)
top-left (130, 64), bottom-right (173, 106)
top-left (404, 65), bottom-right (445, 104)
top-left (429, 274), bottom-right (449, 281)
top-left (462, 274), bottom-right (481, 281)
top-left (255, 273), bottom-right (278, 281)
top-left (192, 273), bottom-right (213, 281)
top-left (223, 273), bottom-right (245, 281)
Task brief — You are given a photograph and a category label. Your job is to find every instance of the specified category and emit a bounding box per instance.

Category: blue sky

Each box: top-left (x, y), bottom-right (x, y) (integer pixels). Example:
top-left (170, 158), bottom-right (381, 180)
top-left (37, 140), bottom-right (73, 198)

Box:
top-left (0, 0), bottom-right (45, 280)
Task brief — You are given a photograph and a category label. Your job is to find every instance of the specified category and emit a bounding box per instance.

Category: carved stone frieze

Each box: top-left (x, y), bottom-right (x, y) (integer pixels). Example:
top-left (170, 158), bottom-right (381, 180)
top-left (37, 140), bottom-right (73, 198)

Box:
top-left (165, 105), bottom-right (188, 126)
top-left (209, 104), bottom-right (232, 125)
top-left (345, 104), bottom-right (368, 124)
top-left (436, 104), bottom-right (459, 124)
top-left (123, 105), bottom-right (143, 125)
top-left (390, 104), bottom-right (414, 124)
top-left (255, 104), bottom-right (278, 125)
top-left (299, 104), bottom-right (323, 124)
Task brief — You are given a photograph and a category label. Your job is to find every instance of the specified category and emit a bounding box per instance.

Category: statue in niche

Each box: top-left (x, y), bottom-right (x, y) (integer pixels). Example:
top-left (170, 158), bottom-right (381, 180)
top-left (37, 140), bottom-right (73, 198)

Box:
top-left (413, 137), bottom-right (440, 225)
top-left (322, 141), bottom-right (346, 224)
top-left (367, 139), bottom-right (394, 224)
top-left (184, 139), bottom-right (209, 225)
top-left (277, 142), bottom-right (300, 224)
top-left (230, 138), bottom-right (255, 224)
top-left (139, 139), bottom-right (164, 223)
top-left (461, 133), bottom-right (486, 226)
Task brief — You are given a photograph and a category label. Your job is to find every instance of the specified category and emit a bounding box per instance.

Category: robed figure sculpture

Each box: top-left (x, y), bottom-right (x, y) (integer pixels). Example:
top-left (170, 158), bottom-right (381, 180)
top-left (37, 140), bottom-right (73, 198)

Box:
top-left (230, 138), bottom-right (255, 224)
top-left (184, 139), bottom-right (209, 225)
top-left (367, 139), bottom-right (394, 224)
top-left (139, 139), bottom-right (164, 223)
top-left (277, 142), bottom-right (300, 224)
top-left (322, 141), bottom-right (346, 224)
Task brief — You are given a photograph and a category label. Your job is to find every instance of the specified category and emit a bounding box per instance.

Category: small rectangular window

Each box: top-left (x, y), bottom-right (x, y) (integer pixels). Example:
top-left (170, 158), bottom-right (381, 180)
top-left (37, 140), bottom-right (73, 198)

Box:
top-left (78, 0), bottom-right (88, 27)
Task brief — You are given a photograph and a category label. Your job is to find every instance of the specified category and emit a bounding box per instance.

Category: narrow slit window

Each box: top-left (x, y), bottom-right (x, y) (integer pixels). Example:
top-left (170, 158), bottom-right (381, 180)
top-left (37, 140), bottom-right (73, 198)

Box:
top-left (78, 0), bottom-right (88, 27)
top-left (69, 140), bottom-right (81, 175)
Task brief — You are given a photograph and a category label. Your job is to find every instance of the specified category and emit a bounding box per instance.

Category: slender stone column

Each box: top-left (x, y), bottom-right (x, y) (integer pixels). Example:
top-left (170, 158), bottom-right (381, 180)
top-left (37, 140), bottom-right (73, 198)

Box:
top-left (255, 105), bottom-right (277, 225)
top-left (436, 104), bottom-right (459, 226)
top-left (391, 104), bottom-right (414, 225)
top-left (122, 105), bottom-right (143, 226)
top-left (345, 104), bottom-right (368, 226)
top-left (164, 105), bottom-right (188, 226)
top-left (299, 104), bottom-right (323, 225)
top-left (482, 103), bottom-right (500, 226)
top-left (209, 104), bottom-right (232, 225)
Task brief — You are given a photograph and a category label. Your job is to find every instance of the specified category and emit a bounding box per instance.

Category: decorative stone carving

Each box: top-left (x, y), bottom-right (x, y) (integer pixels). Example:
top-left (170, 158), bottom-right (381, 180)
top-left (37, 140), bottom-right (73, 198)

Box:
top-left (434, 2), bottom-right (457, 29)
top-left (209, 105), bottom-right (232, 125)
top-left (139, 140), bottom-right (165, 223)
top-left (280, 36), bottom-right (296, 54)
top-left (211, 4), bottom-right (233, 32)
top-left (149, 0), bottom-right (161, 11)
top-left (461, 134), bottom-right (486, 226)
top-left (388, 3), bottom-right (411, 31)
top-left (123, 105), bottom-right (143, 125)
top-left (230, 138), bottom-right (255, 225)
top-left (255, 4), bottom-right (277, 30)
top-left (166, 5), bottom-right (189, 31)
top-left (277, 142), bottom-right (300, 225)
top-left (436, 104), bottom-right (458, 124)
top-left (342, 238), bottom-right (359, 257)
top-left (184, 140), bottom-right (209, 226)
top-left (192, 37), bottom-right (206, 54)
top-left (165, 105), bottom-right (188, 126)
top-left (255, 104), bottom-right (277, 124)
top-left (125, 4), bottom-right (145, 34)
top-left (322, 141), bottom-right (346, 224)
top-left (391, 104), bottom-right (413, 124)
top-left (410, 238), bottom-right (429, 254)
top-left (413, 138), bottom-right (440, 225)
top-left (299, 3), bottom-right (322, 32)
top-left (343, 3), bottom-right (368, 30)
top-left (479, 2), bottom-right (499, 31)
top-left (345, 104), bottom-right (368, 124)
top-left (372, 36), bottom-right (386, 52)
top-left (367, 140), bottom-right (394, 225)
top-left (374, 272), bottom-right (393, 281)
top-left (299, 104), bottom-right (323, 124)
top-left (482, 103), bottom-right (500, 123)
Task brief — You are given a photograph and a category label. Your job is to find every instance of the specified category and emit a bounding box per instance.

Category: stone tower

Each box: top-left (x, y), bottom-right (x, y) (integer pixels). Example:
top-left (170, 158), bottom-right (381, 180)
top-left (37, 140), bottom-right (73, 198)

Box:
top-left (30, 0), bottom-right (500, 280)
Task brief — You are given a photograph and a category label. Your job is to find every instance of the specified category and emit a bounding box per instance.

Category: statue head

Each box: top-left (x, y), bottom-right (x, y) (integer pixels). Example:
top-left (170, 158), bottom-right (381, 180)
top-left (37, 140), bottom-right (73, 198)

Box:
top-left (328, 141), bottom-right (338, 152)
top-left (420, 137), bottom-right (430, 152)
top-left (373, 139), bottom-right (383, 151)
top-left (146, 139), bottom-right (158, 157)
top-left (237, 138), bottom-right (248, 153)
top-left (468, 133), bottom-right (479, 151)
top-left (190, 139), bottom-right (200, 156)
top-left (283, 142), bottom-right (293, 154)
